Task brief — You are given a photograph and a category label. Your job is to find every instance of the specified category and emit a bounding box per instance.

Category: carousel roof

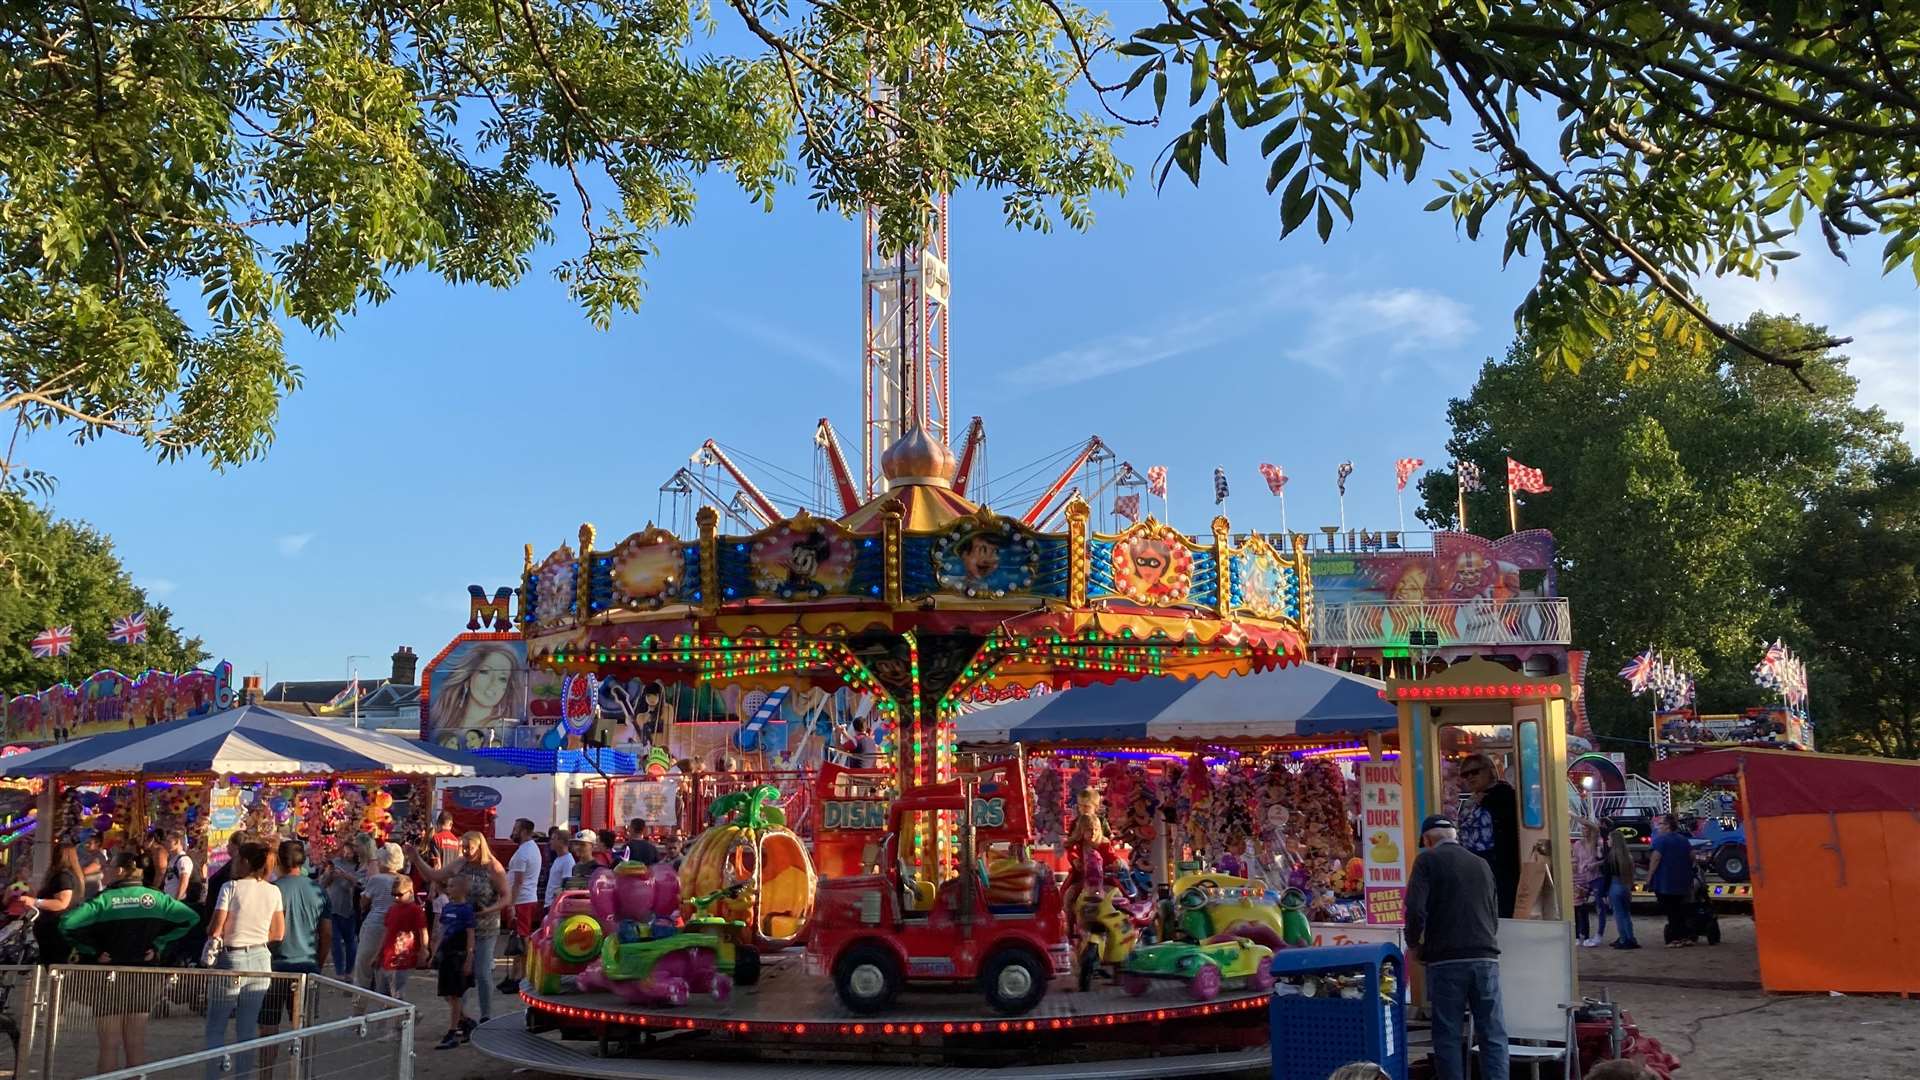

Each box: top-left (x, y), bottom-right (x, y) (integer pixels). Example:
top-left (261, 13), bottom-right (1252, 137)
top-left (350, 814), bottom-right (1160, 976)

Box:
top-left (955, 662), bottom-right (1393, 744)
top-left (0, 705), bottom-right (521, 778)
top-left (838, 423), bottom-right (982, 533)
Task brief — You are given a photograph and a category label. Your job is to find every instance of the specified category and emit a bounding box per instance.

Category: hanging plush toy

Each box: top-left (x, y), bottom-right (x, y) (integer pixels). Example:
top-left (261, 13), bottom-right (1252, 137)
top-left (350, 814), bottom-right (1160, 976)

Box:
top-left (1031, 763), bottom-right (1065, 845)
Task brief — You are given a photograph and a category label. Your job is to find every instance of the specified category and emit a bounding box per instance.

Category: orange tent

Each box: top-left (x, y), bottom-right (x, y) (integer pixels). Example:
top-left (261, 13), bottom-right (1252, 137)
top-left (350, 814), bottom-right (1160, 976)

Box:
top-left (1650, 748), bottom-right (1920, 993)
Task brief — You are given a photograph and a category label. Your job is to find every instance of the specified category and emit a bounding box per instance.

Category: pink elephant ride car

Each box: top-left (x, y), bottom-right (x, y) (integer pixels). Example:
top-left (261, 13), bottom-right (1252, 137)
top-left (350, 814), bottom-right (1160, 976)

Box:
top-left (571, 861), bottom-right (732, 1007)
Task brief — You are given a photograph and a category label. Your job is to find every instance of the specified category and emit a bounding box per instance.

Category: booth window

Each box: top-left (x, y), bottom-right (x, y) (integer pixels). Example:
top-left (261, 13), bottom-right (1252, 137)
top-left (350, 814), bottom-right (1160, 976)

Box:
top-left (1517, 720), bottom-right (1544, 829)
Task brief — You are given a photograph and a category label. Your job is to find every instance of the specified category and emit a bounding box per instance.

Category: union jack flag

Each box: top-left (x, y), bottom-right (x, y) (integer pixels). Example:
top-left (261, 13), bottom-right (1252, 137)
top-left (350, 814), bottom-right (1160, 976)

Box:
top-left (1395, 457), bottom-right (1424, 491)
top-left (1507, 457), bottom-right (1552, 494)
top-left (1619, 649), bottom-right (1659, 695)
top-left (1113, 493), bottom-right (1141, 524)
top-left (109, 612), bottom-right (148, 645)
top-left (30, 626), bottom-right (74, 659)
top-left (1336, 461), bottom-right (1354, 496)
top-left (1146, 465), bottom-right (1167, 498)
top-left (1456, 460), bottom-right (1485, 493)
top-left (1258, 463), bottom-right (1287, 495)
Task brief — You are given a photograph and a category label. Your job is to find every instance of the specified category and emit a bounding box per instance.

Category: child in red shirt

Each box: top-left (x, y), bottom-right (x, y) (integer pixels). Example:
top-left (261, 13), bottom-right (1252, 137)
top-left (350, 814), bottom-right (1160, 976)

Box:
top-left (377, 876), bottom-right (428, 999)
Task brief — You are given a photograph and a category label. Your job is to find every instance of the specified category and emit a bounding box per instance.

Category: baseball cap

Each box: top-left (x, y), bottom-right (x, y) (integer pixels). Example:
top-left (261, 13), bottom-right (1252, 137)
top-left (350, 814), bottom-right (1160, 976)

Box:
top-left (571, 829), bottom-right (598, 845)
top-left (1419, 814), bottom-right (1455, 833)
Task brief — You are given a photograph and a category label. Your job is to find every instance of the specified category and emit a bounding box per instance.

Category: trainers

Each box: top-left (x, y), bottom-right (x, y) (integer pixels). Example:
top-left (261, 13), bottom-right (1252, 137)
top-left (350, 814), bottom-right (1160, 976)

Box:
top-left (1580, 938), bottom-right (1600, 948)
top-left (1612, 941), bottom-right (1641, 950)
top-left (496, 977), bottom-right (520, 994)
top-left (458, 1017), bottom-right (476, 1038)
top-left (436, 1031), bottom-right (461, 1050)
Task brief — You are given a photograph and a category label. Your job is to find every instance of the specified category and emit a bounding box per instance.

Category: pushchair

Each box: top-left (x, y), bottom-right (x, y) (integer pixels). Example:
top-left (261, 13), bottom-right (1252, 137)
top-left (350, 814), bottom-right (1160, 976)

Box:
top-left (1686, 864), bottom-right (1722, 945)
top-left (0, 906), bottom-right (39, 1057)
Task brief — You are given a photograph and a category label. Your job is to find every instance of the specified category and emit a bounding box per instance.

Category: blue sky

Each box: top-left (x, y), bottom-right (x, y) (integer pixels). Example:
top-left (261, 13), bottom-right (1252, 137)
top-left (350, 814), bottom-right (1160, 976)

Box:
top-left (17, 27), bottom-right (1918, 685)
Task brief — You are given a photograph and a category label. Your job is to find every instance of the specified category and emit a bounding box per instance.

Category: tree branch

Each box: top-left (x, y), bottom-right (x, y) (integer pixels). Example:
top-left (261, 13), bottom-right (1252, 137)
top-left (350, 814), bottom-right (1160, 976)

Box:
top-left (1445, 59), bottom-right (1844, 389)
top-left (1654, 1), bottom-right (1920, 113)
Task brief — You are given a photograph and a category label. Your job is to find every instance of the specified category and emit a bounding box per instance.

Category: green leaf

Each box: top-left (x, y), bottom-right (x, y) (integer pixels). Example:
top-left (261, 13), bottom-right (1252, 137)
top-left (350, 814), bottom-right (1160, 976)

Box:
top-left (1266, 143), bottom-right (1304, 193)
top-left (1190, 44), bottom-right (1210, 106)
top-left (1154, 69), bottom-right (1168, 111)
top-left (1259, 117), bottom-right (1299, 157)
top-left (1207, 104), bottom-right (1228, 164)
top-left (1316, 197), bottom-right (1334, 242)
top-left (1280, 168), bottom-right (1313, 237)
top-left (1116, 42), bottom-right (1160, 58)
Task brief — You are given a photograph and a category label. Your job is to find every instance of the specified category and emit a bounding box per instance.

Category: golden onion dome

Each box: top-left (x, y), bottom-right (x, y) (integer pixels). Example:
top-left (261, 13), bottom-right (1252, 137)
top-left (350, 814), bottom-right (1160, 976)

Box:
top-left (880, 424), bottom-right (956, 490)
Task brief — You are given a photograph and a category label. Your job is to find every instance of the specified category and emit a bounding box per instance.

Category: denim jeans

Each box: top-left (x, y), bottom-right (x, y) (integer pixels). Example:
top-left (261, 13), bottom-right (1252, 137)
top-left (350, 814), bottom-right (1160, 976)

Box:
top-left (1427, 959), bottom-right (1508, 1080)
top-left (205, 945), bottom-right (271, 1080)
top-left (329, 912), bottom-right (358, 977)
top-left (351, 912), bottom-right (387, 989)
top-left (464, 930), bottom-right (499, 1019)
top-left (1609, 880), bottom-right (1637, 945)
top-left (1575, 896), bottom-right (1610, 940)
top-left (377, 966), bottom-right (411, 999)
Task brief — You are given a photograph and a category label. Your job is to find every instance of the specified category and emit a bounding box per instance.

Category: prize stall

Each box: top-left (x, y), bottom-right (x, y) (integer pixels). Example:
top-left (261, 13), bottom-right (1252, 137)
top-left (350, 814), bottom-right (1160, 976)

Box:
top-left (0, 703), bottom-right (516, 875)
top-left (487, 428), bottom-right (1318, 1076)
top-left (954, 661), bottom-right (1404, 944)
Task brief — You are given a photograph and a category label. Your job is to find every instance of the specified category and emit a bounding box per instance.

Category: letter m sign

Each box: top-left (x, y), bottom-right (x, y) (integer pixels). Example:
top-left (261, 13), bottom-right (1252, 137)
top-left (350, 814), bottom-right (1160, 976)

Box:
top-left (468, 585), bottom-right (517, 631)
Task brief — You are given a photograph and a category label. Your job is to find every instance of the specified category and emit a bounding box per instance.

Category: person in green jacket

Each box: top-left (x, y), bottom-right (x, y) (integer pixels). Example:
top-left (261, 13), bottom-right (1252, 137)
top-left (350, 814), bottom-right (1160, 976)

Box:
top-left (61, 851), bottom-right (199, 1073)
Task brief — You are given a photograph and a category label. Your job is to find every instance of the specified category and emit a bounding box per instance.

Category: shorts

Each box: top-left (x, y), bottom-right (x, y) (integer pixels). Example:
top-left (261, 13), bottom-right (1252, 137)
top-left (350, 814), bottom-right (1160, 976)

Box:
top-left (511, 902), bottom-right (538, 938)
top-left (84, 964), bottom-right (156, 1017)
top-left (436, 942), bottom-right (473, 998)
top-left (260, 962), bottom-right (320, 1026)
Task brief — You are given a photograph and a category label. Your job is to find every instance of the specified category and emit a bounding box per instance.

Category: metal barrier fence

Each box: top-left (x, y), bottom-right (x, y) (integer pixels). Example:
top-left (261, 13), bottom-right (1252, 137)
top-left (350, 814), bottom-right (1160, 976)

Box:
top-left (0, 965), bottom-right (411, 1080)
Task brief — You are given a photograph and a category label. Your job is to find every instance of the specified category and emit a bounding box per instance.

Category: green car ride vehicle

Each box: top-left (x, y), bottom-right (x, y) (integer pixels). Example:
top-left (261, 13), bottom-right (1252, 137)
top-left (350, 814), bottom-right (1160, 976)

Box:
top-left (1120, 937), bottom-right (1275, 1001)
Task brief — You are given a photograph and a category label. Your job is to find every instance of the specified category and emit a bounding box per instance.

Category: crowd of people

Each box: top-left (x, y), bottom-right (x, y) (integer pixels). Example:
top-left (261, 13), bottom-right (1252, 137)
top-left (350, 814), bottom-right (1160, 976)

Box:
top-left (14, 811), bottom-right (682, 1071)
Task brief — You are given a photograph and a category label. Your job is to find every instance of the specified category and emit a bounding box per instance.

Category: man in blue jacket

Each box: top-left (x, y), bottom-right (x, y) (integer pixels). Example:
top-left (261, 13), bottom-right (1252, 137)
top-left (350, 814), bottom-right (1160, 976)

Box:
top-left (1405, 813), bottom-right (1508, 1080)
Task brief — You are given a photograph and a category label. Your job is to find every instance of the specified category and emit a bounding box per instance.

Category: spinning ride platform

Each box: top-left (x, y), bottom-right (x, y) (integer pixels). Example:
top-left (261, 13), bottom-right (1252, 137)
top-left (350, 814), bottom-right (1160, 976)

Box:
top-left (486, 954), bottom-right (1270, 1079)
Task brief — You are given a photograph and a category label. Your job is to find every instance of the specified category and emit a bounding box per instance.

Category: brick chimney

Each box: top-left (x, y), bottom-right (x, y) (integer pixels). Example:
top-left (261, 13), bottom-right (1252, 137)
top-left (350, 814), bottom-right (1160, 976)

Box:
top-left (391, 645), bottom-right (418, 685)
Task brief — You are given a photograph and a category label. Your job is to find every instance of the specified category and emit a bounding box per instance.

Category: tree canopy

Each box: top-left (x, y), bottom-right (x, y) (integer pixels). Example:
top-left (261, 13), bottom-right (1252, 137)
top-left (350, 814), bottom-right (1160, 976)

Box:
top-left (1117, 1), bottom-right (1920, 383)
top-left (0, 495), bottom-right (207, 694)
top-left (1778, 456), bottom-right (1920, 757)
top-left (1417, 312), bottom-right (1913, 758)
top-left (0, 2), bottom-right (1129, 476)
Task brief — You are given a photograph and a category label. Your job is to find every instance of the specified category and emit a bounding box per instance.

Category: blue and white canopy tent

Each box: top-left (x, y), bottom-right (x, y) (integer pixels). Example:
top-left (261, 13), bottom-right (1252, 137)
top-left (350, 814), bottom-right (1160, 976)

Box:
top-left (955, 662), bottom-right (1396, 746)
top-left (0, 704), bottom-right (522, 779)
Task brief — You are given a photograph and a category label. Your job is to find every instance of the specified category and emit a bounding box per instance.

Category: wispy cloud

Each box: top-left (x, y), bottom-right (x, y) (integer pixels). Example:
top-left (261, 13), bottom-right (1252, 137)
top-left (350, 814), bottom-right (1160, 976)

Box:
top-left (1000, 269), bottom-right (1476, 391)
top-left (704, 308), bottom-right (850, 379)
top-left (1284, 287), bottom-right (1476, 374)
top-left (1695, 270), bottom-right (1920, 443)
top-left (1000, 306), bottom-right (1254, 391)
top-left (142, 578), bottom-right (177, 597)
top-left (276, 533), bottom-right (314, 557)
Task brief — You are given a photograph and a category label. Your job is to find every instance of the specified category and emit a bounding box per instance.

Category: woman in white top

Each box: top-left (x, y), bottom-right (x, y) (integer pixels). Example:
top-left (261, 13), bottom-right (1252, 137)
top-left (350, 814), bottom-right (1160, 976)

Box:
top-left (203, 841), bottom-right (285, 1080)
top-left (351, 843), bottom-right (407, 989)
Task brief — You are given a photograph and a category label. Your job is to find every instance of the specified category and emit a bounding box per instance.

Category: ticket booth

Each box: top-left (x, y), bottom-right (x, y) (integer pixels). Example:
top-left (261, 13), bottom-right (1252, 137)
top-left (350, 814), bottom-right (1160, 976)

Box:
top-left (1385, 657), bottom-right (1576, 923)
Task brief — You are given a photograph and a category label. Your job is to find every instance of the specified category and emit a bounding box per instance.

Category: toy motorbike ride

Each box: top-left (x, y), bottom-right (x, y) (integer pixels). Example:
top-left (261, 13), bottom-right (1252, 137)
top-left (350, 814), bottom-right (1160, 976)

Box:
top-left (686, 884), bottom-right (764, 988)
top-left (1074, 849), bottom-right (1158, 990)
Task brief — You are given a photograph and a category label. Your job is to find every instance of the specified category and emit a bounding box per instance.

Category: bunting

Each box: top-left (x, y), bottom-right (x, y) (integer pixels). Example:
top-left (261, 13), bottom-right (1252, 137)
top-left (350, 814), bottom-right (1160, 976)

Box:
top-left (1258, 462), bottom-right (1287, 495)
top-left (1113, 493), bottom-right (1141, 524)
top-left (1146, 465), bottom-right (1168, 498)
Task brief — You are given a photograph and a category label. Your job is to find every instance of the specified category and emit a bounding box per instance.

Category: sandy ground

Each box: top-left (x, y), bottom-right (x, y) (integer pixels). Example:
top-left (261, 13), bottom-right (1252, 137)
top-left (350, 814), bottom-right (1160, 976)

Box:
top-left (1572, 915), bottom-right (1916, 1080)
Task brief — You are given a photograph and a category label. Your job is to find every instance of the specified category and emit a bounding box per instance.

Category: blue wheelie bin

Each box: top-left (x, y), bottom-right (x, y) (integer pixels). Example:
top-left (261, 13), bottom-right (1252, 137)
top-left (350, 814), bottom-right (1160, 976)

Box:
top-left (1268, 942), bottom-right (1408, 1080)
